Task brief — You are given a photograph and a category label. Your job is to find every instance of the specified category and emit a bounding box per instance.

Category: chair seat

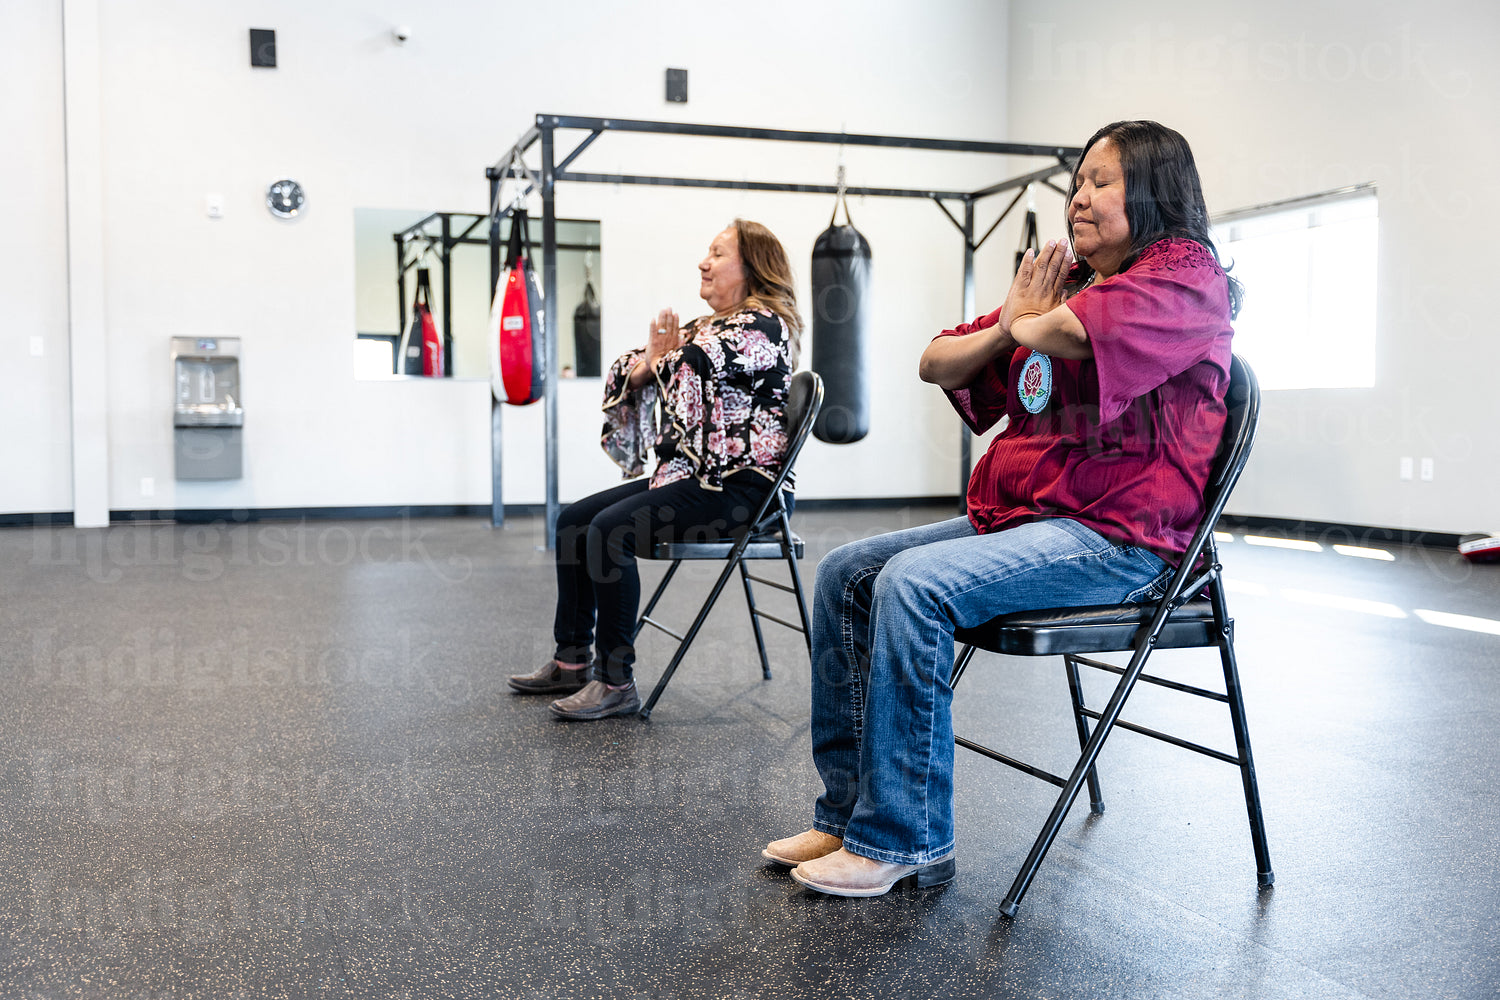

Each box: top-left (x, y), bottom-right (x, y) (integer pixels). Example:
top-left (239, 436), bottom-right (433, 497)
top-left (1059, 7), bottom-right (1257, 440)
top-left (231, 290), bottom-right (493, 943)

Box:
top-left (955, 599), bottom-right (1221, 656)
top-left (652, 530), bottom-right (805, 561)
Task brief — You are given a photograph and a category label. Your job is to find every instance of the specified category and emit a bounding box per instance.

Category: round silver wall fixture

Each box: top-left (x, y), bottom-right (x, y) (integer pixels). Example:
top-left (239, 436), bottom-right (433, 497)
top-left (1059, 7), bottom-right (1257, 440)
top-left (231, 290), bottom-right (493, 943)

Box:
top-left (266, 179), bottom-right (306, 219)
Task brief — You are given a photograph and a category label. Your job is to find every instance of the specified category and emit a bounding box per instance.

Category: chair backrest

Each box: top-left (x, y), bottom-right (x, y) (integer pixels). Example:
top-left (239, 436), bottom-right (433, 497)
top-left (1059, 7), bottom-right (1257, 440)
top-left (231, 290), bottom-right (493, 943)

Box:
top-left (1202, 354), bottom-right (1261, 531)
top-left (749, 370), bottom-right (824, 529)
top-left (784, 370), bottom-right (825, 470)
top-left (1160, 353), bottom-right (1260, 603)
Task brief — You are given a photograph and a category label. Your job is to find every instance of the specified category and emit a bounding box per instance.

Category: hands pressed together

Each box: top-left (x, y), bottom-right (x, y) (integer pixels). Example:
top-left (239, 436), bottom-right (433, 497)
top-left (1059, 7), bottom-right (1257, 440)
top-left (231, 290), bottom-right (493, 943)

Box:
top-left (629, 308), bottom-right (690, 389)
top-left (645, 308), bottom-right (686, 369)
top-left (917, 238), bottom-right (1090, 389)
top-left (1000, 239), bottom-right (1073, 338)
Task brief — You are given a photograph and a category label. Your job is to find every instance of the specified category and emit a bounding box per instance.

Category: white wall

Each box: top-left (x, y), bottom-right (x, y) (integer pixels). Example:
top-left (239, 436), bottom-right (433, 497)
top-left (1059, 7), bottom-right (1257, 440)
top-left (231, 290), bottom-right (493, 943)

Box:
top-left (0, 1), bottom-right (72, 515)
top-left (12, 2), bottom-right (1494, 534)
top-left (1007, 0), bottom-right (1500, 534)
top-left (3, 0), bottom-right (1024, 517)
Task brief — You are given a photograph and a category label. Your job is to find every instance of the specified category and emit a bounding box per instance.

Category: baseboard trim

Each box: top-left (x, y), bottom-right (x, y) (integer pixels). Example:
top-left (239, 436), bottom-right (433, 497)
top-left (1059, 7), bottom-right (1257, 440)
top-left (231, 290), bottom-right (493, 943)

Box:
top-left (792, 496), bottom-right (963, 511)
top-left (0, 505), bottom-right (498, 527)
top-left (1216, 514), bottom-right (1463, 551)
top-left (0, 511), bottom-right (75, 527)
top-left (131, 504), bottom-right (499, 524)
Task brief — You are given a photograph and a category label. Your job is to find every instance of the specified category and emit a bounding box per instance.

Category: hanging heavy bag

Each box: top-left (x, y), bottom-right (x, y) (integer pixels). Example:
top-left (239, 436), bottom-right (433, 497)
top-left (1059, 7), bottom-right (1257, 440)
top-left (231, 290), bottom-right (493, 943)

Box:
top-left (572, 279), bottom-right (601, 378)
top-left (419, 270), bottom-right (445, 377)
top-left (401, 268), bottom-right (438, 376)
top-left (420, 303), bottom-right (443, 377)
top-left (400, 310), bottom-right (423, 376)
top-left (810, 183), bottom-right (872, 444)
top-left (488, 208), bottom-right (546, 405)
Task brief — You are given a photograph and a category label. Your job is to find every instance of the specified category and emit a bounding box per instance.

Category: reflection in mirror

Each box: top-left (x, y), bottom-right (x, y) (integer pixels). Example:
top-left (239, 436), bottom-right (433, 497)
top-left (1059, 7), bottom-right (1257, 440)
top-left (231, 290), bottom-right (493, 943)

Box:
top-left (353, 209), bottom-right (601, 380)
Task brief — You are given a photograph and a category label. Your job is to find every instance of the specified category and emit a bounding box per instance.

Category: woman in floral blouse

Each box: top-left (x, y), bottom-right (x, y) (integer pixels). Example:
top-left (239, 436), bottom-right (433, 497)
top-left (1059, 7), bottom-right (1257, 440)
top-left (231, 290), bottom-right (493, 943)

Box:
top-left (508, 219), bottom-right (802, 721)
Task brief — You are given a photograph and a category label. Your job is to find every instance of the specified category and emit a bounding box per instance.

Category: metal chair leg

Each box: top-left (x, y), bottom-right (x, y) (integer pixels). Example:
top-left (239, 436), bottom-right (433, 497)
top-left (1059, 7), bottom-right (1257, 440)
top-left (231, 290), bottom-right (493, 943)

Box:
top-left (1217, 622), bottom-right (1274, 888)
top-left (633, 561), bottom-right (682, 641)
top-left (784, 537), bottom-right (813, 659)
top-left (639, 552), bottom-right (747, 721)
top-left (1064, 654), bottom-right (1105, 815)
top-left (950, 644), bottom-right (978, 688)
top-left (738, 561), bottom-right (772, 680)
top-left (1000, 640), bottom-right (1156, 917)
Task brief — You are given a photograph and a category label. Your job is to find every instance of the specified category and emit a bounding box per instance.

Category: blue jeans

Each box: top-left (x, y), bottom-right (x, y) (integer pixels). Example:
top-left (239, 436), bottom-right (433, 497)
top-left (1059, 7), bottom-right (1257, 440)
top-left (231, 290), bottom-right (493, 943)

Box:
top-left (810, 516), bottom-right (1170, 865)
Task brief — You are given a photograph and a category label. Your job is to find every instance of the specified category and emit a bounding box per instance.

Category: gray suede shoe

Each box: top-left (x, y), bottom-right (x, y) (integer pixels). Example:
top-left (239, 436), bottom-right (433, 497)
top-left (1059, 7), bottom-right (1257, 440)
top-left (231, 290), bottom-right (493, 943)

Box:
top-left (791, 848), bottom-right (956, 897)
top-left (507, 659), bottom-right (591, 695)
top-left (763, 829), bottom-right (844, 866)
top-left (549, 680), bottom-right (641, 720)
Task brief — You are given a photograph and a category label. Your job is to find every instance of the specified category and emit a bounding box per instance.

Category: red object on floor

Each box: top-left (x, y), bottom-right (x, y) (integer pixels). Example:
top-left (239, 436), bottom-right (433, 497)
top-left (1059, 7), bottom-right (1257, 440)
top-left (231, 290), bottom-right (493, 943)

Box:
top-left (1459, 534), bottom-right (1500, 563)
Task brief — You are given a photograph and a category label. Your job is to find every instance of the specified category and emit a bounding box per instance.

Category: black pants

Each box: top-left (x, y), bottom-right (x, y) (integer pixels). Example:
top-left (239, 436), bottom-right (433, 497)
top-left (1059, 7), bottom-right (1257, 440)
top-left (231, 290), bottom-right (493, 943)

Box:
top-left (552, 472), bottom-right (786, 685)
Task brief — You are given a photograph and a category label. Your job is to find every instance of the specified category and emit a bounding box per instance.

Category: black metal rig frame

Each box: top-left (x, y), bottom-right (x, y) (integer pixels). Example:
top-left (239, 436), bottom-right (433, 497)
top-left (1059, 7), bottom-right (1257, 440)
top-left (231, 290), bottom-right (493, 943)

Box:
top-left (485, 114), bottom-right (1083, 540)
top-left (392, 211), bottom-right (598, 376)
top-left (393, 212), bottom-right (486, 374)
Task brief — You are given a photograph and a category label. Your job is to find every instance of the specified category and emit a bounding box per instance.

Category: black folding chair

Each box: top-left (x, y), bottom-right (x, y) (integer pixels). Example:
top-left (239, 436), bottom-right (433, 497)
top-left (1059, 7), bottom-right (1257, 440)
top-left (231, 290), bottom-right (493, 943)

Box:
top-left (634, 370), bottom-right (825, 721)
top-left (951, 354), bottom-right (1272, 916)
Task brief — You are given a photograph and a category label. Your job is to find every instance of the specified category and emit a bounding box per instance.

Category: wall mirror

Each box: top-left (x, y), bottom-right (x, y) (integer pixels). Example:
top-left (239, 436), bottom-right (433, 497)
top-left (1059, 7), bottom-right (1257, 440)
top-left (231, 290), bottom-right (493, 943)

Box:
top-left (353, 208), bottom-right (601, 380)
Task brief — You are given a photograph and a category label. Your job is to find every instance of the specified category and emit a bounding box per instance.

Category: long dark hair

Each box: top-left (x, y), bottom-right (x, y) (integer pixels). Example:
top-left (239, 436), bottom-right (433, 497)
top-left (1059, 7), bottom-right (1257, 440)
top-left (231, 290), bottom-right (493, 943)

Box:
top-left (733, 218), bottom-right (803, 366)
top-left (1066, 121), bottom-right (1243, 318)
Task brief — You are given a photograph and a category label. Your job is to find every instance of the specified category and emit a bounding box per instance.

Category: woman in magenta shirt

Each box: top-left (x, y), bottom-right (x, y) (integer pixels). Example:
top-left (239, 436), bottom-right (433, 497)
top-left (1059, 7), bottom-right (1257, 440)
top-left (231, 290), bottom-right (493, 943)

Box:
top-left (765, 121), bottom-right (1245, 897)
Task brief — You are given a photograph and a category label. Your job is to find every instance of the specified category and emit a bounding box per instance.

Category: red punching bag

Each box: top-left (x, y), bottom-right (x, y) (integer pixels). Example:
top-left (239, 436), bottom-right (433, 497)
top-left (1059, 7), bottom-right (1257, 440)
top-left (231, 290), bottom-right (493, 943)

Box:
top-left (418, 269), bottom-right (444, 377)
top-left (489, 209), bottom-right (545, 405)
top-left (401, 268), bottom-right (443, 377)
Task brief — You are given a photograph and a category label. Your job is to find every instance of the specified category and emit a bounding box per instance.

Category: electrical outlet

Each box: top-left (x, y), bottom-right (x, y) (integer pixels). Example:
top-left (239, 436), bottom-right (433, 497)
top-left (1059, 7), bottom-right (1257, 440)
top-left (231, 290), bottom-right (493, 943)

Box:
top-left (1399, 456), bottom-right (1413, 481)
top-left (29, 336), bottom-right (43, 357)
top-left (140, 477), bottom-right (155, 498)
top-left (1420, 458), bottom-right (1434, 482)
top-left (206, 194), bottom-right (224, 219)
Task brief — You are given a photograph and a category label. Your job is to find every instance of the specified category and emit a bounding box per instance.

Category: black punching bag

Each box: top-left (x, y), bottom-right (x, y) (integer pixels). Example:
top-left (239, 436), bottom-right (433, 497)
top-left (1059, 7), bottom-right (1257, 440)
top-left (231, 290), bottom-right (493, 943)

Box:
top-left (572, 278), bottom-right (601, 378)
top-left (810, 190), bottom-right (872, 444)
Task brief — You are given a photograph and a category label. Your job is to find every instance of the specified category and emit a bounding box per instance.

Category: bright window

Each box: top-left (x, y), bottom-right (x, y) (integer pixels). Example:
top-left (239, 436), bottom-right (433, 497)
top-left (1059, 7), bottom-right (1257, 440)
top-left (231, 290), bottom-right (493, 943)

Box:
top-left (1212, 187), bottom-right (1378, 390)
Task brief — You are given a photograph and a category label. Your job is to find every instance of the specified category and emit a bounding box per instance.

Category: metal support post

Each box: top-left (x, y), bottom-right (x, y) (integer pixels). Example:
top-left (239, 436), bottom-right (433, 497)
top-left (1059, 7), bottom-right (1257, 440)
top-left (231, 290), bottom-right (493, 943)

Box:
top-left (959, 199), bottom-right (976, 502)
top-left (440, 214), bottom-right (453, 375)
top-left (488, 175), bottom-right (504, 528)
top-left (394, 237), bottom-right (407, 347)
top-left (541, 122), bottom-right (561, 549)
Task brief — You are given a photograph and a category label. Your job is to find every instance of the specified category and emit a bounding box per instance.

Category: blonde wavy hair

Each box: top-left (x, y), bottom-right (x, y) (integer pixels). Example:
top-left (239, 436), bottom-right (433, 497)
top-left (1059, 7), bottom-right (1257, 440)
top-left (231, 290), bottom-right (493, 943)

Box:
top-left (732, 218), bottom-right (803, 367)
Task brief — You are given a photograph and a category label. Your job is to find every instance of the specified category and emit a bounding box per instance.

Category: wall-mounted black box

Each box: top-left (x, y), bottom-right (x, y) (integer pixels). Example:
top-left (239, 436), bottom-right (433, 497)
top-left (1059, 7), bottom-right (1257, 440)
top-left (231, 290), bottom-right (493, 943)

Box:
top-left (250, 28), bottom-right (276, 68)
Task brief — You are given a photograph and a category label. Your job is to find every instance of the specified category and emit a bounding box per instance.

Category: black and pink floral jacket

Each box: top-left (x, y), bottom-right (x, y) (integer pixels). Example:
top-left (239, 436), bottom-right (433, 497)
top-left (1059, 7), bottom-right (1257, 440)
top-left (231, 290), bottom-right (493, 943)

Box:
top-left (601, 307), bottom-right (794, 491)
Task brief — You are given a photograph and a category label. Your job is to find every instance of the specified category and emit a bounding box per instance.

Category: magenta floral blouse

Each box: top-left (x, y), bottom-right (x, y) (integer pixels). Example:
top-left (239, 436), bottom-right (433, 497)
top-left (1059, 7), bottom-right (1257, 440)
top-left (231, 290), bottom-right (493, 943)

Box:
top-left (601, 307), bottom-right (794, 491)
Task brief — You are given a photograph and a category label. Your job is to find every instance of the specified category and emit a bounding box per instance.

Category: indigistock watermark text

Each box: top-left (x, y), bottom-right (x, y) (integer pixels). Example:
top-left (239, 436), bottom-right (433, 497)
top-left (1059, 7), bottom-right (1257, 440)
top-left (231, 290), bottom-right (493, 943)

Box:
top-left (1027, 21), bottom-right (1470, 98)
top-left (28, 867), bottom-right (474, 947)
top-left (29, 750), bottom-right (456, 826)
top-left (29, 626), bottom-right (474, 704)
top-left (28, 517), bottom-right (473, 584)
